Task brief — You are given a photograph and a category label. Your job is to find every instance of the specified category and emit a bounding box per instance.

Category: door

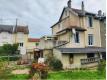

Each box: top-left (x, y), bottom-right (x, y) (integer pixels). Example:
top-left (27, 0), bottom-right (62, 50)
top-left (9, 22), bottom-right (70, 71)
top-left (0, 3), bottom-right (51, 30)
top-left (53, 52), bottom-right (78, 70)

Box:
top-left (69, 54), bottom-right (74, 64)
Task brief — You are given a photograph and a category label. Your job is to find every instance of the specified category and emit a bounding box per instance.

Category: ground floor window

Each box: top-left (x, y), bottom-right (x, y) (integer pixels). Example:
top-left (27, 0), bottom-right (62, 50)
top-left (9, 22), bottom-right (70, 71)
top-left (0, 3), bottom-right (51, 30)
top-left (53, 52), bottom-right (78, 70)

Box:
top-left (87, 53), bottom-right (95, 58)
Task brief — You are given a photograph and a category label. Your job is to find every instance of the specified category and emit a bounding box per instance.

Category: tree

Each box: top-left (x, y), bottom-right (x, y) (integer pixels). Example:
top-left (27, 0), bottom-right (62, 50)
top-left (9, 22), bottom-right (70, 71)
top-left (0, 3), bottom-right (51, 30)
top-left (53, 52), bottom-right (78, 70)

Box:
top-left (2, 43), bottom-right (19, 55)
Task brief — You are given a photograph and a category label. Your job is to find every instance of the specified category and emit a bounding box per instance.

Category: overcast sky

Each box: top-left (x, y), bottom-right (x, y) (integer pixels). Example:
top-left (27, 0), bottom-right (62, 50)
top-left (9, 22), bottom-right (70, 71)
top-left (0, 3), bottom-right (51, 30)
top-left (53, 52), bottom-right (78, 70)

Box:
top-left (0, 0), bottom-right (106, 38)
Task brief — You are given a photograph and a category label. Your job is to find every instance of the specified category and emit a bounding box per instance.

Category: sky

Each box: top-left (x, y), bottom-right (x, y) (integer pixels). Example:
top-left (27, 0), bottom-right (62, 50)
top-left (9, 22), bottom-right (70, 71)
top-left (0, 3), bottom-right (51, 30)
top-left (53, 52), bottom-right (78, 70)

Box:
top-left (0, 0), bottom-right (106, 38)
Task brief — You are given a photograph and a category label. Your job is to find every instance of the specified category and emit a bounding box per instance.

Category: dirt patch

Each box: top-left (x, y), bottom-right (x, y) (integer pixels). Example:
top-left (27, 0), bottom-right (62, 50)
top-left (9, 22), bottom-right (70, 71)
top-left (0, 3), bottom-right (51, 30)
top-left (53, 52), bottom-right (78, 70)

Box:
top-left (11, 69), bottom-right (29, 74)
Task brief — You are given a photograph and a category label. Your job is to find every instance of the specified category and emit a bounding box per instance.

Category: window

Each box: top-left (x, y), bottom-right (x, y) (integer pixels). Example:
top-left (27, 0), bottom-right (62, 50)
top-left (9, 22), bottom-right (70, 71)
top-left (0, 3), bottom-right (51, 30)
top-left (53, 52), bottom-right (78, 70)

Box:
top-left (88, 16), bottom-right (93, 27)
top-left (19, 43), bottom-right (23, 47)
top-left (87, 53), bottom-right (95, 58)
top-left (74, 32), bottom-right (80, 43)
top-left (88, 34), bottom-right (93, 45)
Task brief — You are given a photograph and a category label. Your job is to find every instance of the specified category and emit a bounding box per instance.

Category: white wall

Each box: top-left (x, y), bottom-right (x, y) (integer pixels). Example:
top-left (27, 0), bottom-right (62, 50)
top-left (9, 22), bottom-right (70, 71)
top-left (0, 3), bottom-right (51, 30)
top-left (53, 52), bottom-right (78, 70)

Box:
top-left (0, 32), bottom-right (14, 46)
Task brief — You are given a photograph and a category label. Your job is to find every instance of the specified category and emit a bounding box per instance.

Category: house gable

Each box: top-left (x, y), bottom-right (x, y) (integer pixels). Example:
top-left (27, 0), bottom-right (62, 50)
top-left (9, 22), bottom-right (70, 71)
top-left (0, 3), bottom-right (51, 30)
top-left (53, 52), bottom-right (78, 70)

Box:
top-left (59, 7), bottom-right (78, 21)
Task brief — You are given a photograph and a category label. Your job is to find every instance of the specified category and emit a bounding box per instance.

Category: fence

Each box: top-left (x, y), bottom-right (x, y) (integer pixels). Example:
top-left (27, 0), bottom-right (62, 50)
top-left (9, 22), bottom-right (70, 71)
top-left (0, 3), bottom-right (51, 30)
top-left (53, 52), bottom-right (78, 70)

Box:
top-left (0, 55), bottom-right (22, 65)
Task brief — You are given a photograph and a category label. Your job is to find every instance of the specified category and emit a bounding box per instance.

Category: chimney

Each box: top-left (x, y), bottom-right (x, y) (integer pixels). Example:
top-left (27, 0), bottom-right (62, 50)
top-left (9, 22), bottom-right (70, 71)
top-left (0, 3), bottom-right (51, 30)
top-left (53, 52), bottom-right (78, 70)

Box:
top-left (81, 1), bottom-right (85, 15)
top-left (67, 0), bottom-right (72, 8)
top-left (98, 10), bottom-right (102, 16)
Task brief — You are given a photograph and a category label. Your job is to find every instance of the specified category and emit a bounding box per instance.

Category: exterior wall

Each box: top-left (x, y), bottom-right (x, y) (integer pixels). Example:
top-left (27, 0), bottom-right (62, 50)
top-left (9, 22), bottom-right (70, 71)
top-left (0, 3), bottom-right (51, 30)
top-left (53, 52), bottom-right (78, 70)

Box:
top-left (52, 9), bottom-right (102, 48)
top-left (14, 32), bottom-right (28, 47)
top-left (69, 12), bottom-right (80, 27)
top-left (84, 17), bottom-right (101, 47)
top-left (39, 38), bottom-right (54, 49)
top-left (57, 31), bottom-right (85, 48)
top-left (53, 48), bottom-right (99, 69)
top-left (0, 32), bottom-right (14, 46)
top-left (13, 32), bottom-right (28, 55)
top-left (100, 21), bottom-right (106, 47)
top-left (53, 49), bottom-right (62, 61)
top-left (27, 42), bottom-right (39, 50)
top-left (43, 49), bottom-right (53, 59)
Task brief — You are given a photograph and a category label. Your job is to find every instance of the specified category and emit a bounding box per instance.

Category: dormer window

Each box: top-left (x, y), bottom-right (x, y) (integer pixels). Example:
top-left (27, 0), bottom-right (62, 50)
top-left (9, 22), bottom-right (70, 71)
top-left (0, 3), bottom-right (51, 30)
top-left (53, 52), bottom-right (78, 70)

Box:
top-left (88, 16), bottom-right (93, 27)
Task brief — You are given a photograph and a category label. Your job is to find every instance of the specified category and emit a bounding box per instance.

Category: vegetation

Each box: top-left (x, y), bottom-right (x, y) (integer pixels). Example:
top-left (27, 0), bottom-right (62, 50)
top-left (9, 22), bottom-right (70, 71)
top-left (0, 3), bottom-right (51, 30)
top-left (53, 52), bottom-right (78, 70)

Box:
top-left (8, 74), bottom-right (29, 80)
top-left (29, 63), bottom-right (49, 79)
top-left (48, 70), bottom-right (106, 80)
top-left (1, 43), bottom-right (19, 55)
top-left (49, 58), bottom-right (63, 71)
top-left (97, 59), bottom-right (106, 75)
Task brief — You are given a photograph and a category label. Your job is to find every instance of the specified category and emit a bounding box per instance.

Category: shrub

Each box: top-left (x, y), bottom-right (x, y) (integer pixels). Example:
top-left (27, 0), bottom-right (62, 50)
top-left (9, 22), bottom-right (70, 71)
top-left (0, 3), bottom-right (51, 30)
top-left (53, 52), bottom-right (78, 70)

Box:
top-left (49, 58), bottom-right (63, 71)
top-left (29, 62), bottom-right (49, 79)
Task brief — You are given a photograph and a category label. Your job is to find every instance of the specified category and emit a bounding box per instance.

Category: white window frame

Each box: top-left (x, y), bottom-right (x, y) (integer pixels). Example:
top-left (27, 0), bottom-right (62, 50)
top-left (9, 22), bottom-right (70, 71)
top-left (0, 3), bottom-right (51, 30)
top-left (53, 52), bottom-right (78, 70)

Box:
top-left (87, 16), bottom-right (93, 28)
top-left (74, 31), bottom-right (80, 43)
top-left (88, 34), bottom-right (94, 46)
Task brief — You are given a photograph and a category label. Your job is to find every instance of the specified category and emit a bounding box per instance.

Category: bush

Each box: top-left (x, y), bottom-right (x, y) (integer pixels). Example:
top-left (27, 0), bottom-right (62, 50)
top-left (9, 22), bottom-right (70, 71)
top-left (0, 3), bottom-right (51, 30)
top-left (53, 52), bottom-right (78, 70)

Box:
top-left (49, 58), bottom-right (63, 71)
top-left (29, 62), bottom-right (49, 79)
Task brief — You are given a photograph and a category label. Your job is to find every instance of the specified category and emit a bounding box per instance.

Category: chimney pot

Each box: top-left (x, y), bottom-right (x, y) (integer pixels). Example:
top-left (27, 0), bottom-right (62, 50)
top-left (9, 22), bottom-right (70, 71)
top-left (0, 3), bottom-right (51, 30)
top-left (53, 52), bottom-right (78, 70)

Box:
top-left (67, 0), bottom-right (72, 8)
top-left (81, 1), bottom-right (85, 15)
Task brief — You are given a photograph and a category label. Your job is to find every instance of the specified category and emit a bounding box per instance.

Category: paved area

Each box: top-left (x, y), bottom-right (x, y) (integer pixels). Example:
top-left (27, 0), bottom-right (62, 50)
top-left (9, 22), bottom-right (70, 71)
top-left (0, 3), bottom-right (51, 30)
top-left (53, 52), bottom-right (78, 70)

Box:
top-left (11, 68), bottom-right (29, 74)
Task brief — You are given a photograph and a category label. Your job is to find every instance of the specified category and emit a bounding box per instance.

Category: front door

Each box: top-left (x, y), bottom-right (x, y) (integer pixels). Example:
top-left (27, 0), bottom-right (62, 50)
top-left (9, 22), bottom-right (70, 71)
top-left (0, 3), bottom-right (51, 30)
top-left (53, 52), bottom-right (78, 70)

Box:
top-left (69, 54), bottom-right (74, 64)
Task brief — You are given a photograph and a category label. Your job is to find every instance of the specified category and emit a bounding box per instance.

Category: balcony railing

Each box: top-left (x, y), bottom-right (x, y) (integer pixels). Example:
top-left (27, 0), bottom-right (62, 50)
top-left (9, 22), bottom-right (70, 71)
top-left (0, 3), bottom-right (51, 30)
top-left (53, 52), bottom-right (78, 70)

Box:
top-left (81, 57), bottom-right (99, 65)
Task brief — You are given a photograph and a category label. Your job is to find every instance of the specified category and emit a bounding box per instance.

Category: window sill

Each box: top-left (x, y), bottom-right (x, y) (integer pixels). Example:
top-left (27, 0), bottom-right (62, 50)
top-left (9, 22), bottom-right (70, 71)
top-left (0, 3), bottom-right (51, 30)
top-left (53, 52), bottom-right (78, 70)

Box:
top-left (88, 45), bottom-right (94, 47)
top-left (87, 27), bottom-right (94, 29)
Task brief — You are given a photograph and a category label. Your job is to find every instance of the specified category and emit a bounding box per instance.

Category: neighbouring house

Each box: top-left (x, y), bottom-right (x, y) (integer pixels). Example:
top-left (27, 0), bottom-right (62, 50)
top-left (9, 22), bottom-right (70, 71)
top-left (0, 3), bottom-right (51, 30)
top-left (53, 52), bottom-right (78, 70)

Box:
top-left (26, 38), bottom-right (40, 59)
top-left (39, 36), bottom-right (55, 58)
top-left (39, 0), bottom-right (106, 69)
top-left (0, 24), bottom-right (29, 55)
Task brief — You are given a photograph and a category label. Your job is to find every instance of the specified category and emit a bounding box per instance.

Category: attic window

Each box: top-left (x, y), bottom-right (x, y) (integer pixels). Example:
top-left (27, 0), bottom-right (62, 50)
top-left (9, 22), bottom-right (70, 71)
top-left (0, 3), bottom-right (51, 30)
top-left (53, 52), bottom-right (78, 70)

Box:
top-left (88, 16), bottom-right (93, 27)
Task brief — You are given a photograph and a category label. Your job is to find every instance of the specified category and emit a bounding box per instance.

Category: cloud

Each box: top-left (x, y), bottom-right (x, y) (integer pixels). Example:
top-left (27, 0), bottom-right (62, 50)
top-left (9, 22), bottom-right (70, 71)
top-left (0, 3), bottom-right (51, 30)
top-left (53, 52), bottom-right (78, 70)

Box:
top-left (0, 0), bottom-right (106, 38)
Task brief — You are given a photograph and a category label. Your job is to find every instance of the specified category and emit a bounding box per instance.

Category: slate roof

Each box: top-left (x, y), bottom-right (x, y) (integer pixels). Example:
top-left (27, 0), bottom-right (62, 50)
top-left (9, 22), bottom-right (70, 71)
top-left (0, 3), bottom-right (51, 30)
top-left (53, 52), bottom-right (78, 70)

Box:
top-left (57, 47), bottom-right (106, 53)
top-left (0, 24), bottom-right (29, 34)
top-left (14, 26), bottom-right (29, 34)
top-left (0, 25), bottom-right (14, 33)
top-left (51, 7), bottom-right (106, 28)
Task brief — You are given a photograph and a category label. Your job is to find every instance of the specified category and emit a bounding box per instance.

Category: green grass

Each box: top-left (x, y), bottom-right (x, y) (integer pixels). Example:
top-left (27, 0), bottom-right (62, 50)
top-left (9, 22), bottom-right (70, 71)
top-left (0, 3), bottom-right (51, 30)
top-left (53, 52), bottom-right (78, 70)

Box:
top-left (48, 70), bottom-right (106, 80)
top-left (8, 74), bottom-right (29, 80)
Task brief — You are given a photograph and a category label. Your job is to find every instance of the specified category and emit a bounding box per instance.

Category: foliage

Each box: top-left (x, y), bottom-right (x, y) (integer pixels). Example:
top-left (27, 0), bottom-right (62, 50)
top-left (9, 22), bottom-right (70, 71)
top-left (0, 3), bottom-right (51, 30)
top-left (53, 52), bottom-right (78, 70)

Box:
top-left (48, 70), bottom-right (106, 80)
top-left (0, 58), bottom-right (9, 79)
top-left (8, 74), bottom-right (29, 80)
top-left (97, 59), bottom-right (106, 75)
top-left (49, 58), bottom-right (63, 71)
top-left (1, 43), bottom-right (19, 55)
top-left (29, 63), bottom-right (49, 79)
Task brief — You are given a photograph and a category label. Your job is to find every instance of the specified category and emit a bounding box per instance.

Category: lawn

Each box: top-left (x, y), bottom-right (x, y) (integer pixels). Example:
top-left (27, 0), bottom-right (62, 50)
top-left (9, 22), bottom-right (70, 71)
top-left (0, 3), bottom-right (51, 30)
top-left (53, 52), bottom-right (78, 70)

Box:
top-left (0, 69), bottom-right (106, 80)
top-left (48, 70), bottom-right (106, 80)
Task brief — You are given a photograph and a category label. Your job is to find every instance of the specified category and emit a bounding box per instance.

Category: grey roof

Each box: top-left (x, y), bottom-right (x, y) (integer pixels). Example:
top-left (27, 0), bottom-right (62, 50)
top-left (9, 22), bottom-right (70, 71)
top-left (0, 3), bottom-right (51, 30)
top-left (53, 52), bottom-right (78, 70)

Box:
top-left (0, 24), bottom-right (29, 34)
top-left (0, 25), bottom-right (14, 33)
top-left (57, 47), bottom-right (106, 53)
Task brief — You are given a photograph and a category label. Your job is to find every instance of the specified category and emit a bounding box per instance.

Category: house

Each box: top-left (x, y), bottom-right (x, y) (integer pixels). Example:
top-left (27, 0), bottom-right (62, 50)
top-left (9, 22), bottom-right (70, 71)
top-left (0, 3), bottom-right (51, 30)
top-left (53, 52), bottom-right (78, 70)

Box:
top-left (26, 38), bottom-right (40, 59)
top-left (0, 24), bottom-right (29, 55)
top-left (39, 0), bottom-right (106, 69)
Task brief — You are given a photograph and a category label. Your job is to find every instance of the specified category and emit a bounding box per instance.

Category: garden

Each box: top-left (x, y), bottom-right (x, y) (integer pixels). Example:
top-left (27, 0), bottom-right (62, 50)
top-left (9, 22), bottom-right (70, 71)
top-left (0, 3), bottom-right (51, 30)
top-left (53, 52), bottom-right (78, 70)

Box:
top-left (0, 56), bottom-right (106, 80)
top-left (0, 44), bottom-right (106, 80)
